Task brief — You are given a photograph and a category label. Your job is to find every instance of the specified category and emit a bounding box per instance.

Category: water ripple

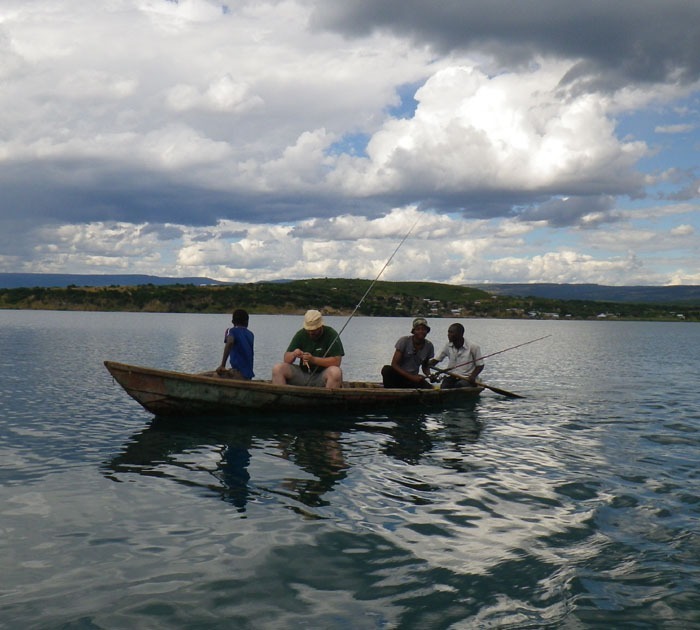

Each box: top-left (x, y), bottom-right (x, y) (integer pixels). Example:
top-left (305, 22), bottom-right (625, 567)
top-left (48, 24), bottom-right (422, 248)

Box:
top-left (2, 313), bottom-right (700, 627)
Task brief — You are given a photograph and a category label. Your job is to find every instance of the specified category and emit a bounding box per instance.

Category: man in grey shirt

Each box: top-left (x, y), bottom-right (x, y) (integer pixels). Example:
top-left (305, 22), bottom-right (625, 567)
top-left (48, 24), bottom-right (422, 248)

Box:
top-left (381, 317), bottom-right (434, 389)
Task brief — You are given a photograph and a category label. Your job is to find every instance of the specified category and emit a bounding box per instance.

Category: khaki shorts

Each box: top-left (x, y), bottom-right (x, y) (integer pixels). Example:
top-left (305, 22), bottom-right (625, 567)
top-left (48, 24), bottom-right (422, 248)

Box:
top-left (286, 364), bottom-right (327, 387)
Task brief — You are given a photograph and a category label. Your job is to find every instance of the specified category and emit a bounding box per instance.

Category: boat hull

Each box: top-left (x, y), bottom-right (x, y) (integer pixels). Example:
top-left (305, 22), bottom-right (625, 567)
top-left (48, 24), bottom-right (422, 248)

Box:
top-left (104, 361), bottom-right (482, 416)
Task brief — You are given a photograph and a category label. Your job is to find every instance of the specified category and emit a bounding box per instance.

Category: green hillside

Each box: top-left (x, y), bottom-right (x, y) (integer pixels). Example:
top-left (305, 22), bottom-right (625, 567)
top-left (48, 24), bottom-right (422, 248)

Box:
top-left (0, 278), bottom-right (487, 316)
top-left (0, 278), bottom-right (698, 321)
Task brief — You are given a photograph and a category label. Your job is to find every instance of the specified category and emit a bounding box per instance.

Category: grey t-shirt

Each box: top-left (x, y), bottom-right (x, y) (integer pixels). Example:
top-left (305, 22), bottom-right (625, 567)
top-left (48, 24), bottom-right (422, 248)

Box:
top-left (394, 335), bottom-right (435, 374)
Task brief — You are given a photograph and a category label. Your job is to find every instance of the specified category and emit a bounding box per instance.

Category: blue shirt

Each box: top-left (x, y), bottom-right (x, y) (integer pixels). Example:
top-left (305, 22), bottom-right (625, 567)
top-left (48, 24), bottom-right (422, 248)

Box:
top-left (225, 326), bottom-right (255, 379)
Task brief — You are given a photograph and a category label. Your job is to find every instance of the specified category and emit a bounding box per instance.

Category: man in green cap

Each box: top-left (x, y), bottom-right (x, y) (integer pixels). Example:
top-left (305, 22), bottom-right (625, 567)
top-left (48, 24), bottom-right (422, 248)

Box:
top-left (381, 317), bottom-right (434, 388)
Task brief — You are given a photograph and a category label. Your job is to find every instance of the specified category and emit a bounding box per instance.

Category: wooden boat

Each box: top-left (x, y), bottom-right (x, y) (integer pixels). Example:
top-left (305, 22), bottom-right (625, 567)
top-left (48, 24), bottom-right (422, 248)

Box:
top-left (104, 360), bottom-right (483, 416)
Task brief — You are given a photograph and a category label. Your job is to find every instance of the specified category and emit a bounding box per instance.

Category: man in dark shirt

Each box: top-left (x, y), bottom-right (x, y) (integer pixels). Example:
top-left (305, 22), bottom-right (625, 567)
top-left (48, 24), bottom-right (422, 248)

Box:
top-left (271, 310), bottom-right (344, 388)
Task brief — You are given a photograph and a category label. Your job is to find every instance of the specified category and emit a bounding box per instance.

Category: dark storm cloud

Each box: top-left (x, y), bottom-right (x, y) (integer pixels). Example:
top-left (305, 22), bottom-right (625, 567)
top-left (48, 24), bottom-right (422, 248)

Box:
top-left (414, 192), bottom-right (533, 220)
top-left (311, 0), bottom-right (700, 87)
top-left (0, 158), bottom-right (388, 231)
top-left (518, 195), bottom-right (619, 227)
top-left (0, 168), bottom-right (232, 226)
top-left (138, 224), bottom-right (185, 240)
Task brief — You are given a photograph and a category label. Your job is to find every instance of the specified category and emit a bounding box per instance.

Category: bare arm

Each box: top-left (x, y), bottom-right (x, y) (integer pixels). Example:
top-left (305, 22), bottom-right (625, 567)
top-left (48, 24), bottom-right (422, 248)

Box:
top-left (390, 349), bottom-right (425, 384)
top-left (468, 364), bottom-right (484, 384)
top-left (217, 336), bottom-right (235, 373)
top-left (285, 347), bottom-right (342, 369)
top-left (302, 353), bottom-right (342, 369)
top-left (283, 349), bottom-right (302, 364)
top-left (428, 349), bottom-right (446, 368)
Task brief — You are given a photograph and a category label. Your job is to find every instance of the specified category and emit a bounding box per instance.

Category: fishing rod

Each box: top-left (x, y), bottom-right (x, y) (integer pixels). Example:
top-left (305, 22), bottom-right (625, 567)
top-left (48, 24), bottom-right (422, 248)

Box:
top-left (429, 334), bottom-right (552, 375)
top-left (334, 214), bottom-right (422, 341)
top-left (302, 213), bottom-right (422, 375)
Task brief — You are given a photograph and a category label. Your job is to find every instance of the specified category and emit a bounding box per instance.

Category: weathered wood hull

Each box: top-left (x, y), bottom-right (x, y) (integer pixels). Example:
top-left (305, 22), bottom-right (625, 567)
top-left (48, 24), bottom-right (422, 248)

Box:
top-left (104, 360), bottom-right (482, 416)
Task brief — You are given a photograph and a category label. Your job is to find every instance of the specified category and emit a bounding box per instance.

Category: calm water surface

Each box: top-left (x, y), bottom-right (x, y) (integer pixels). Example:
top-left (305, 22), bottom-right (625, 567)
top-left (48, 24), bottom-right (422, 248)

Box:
top-left (1, 311), bottom-right (698, 628)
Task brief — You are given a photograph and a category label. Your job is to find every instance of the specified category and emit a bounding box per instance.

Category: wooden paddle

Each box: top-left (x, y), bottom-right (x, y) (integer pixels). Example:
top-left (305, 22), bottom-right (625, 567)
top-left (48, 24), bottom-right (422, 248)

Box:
top-left (430, 367), bottom-right (524, 399)
top-left (475, 380), bottom-right (524, 399)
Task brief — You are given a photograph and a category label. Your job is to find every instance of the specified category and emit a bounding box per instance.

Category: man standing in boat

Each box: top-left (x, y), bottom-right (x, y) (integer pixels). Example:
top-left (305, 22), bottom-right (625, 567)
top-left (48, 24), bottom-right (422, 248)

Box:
top-left (381, 317), bottom-right (435, 388)
top-left (271, 310), bottom-right (344, 388)
top-left (430, 322), bottom-right (484, 388)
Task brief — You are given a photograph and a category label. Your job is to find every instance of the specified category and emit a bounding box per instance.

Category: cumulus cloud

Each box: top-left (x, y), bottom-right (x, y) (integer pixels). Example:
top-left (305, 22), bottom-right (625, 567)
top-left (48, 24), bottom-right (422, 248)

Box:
top-left (166, 75), bottom-right (263, 113)
top-left (1, 0), bottom-right (656, 229)
top-left (330, 63), bottom-right (648, 210)
top-left (488, 250), bottom-right (647, 285)
top-left (0, 0), bottom-right (698, 285)
top-left (670, 224), bottom-right (694, 237)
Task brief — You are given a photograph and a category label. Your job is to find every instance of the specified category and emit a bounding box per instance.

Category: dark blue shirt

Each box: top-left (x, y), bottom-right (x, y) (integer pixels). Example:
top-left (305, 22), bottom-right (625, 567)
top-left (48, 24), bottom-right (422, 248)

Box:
top-left (225, 326), bottom-right (255, 379)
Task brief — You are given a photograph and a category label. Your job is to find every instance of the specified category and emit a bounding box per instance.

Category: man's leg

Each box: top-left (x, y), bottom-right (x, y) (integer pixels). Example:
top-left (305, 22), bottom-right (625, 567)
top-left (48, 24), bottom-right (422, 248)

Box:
top-left (322, 366), bottom-right (343, 388)
top-left (381, 365), bottom-right (412, 388)
top-left (271, 362), bottom-right (294, 385)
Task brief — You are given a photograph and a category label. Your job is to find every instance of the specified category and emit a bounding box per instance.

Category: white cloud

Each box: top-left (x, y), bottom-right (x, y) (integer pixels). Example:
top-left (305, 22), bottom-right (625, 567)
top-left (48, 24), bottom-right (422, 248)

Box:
top-left (655, 124), bottom-right (696, 134)
top-left (166, 75), bottom-right (263, 113)
top-left (0, 0), bottom-right (698, 286)
top-left (4, 200), bottom-right (695, 286)
top-left (0, 1), bottom-right (661, 205)
top-left (488, 250), bottom-right (646, 285)
top-left (57, 70), bottom-right (138, 100)
top-left (330, 62), bottom-right (648, 199)
top-left (669, 224), bottom-right (694, 237)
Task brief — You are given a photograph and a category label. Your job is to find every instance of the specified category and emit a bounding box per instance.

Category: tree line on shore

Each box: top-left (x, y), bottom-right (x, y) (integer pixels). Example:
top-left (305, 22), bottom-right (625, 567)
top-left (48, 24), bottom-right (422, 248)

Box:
top-left (0, 278), bottom-right (697, 321)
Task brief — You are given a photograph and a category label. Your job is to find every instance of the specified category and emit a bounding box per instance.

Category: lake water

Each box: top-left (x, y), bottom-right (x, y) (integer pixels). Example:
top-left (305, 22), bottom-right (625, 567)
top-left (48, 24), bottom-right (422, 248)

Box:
top-left (1, 310), bottom-right (698, 628)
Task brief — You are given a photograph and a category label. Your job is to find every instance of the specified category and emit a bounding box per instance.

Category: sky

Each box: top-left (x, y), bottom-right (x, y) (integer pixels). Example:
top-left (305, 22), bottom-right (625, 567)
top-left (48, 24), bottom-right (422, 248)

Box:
top-left (1, 0), bottom-right (699, 286)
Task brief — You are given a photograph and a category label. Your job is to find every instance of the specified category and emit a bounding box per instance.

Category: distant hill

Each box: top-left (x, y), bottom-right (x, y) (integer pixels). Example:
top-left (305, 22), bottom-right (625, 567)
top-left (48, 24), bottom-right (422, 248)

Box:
top-left (1, 277), bottom-right (698, 320)
top-left (0, 273), bottom-right (226, 289)
top-left (468, 283), bottom-right (700, 304)
top-left (2, 274), bottom-right (699, 305)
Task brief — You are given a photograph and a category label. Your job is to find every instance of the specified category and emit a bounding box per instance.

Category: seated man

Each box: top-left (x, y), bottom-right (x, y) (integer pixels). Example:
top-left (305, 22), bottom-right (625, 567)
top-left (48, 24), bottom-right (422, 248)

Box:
top-left (381, 317), bottom-right (434, 389)
top-left (271, 310), bottom-right (344, 388)
top-left (430, 322), bottom-right (484, 388)
top-left (215, 308), bottom-right (254, 380)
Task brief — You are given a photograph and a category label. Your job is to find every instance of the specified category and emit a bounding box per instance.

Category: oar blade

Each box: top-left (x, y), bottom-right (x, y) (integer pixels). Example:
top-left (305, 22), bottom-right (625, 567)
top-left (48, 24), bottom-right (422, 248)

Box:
top-left (478, 382), bottom-right (525, 398)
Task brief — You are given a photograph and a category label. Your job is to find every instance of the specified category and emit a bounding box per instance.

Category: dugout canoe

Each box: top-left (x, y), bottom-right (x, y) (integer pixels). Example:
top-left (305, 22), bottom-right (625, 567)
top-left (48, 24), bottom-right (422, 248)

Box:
top-left (104, 360), bottom-right (482, 416)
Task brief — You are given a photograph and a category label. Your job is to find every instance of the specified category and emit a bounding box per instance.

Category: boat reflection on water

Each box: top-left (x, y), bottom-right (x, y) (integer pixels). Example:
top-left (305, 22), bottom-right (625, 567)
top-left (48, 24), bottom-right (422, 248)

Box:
top-left (103, 403), bottom-right (482, 513)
